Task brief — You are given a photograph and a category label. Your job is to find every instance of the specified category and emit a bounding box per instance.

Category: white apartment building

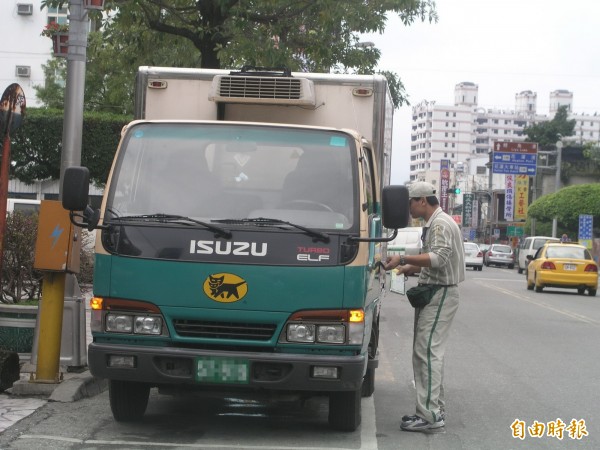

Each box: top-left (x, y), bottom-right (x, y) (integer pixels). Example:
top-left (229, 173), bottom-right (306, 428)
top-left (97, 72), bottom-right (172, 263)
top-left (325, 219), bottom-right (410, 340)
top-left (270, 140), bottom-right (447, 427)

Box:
top-left (410, 83), bottom-right (600, 198)
top-left (1, 1), bottom-right (68, 107)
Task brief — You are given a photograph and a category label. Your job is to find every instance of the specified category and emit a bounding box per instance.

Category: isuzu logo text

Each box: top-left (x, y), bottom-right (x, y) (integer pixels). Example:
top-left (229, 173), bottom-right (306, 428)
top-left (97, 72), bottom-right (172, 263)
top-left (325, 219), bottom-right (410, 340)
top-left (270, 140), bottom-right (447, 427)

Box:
top-left (190, 240), bottom-right (268, 256)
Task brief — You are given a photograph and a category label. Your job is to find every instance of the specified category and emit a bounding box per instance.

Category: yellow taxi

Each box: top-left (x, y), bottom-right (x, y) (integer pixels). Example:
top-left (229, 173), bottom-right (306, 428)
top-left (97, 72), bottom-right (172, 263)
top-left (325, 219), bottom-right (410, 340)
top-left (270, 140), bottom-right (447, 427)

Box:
top-left (526, 242), bottom-right (598, 296)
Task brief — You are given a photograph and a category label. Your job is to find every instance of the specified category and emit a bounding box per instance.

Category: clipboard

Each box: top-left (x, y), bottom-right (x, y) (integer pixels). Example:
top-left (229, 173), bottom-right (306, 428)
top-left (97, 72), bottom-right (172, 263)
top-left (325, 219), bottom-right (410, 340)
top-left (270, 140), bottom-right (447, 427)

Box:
top-left (390, 269), bottom-right (406, 295)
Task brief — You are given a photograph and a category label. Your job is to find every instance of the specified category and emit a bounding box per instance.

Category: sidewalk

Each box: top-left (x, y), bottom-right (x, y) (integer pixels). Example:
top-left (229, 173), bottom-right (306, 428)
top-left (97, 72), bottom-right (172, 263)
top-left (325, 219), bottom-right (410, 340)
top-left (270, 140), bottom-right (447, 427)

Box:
top-left (0, 293), bottom-right (106, 433)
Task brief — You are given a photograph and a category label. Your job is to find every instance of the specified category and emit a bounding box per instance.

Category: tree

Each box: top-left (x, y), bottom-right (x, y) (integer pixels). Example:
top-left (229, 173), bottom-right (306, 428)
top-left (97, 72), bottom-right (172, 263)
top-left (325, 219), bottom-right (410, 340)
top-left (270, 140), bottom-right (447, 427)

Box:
top-left (40, 0), bottom-right (438, 111)
top-left (526, 184), bottom-right (600, 237)
top-left (524, 105), bottom-right (576, 147)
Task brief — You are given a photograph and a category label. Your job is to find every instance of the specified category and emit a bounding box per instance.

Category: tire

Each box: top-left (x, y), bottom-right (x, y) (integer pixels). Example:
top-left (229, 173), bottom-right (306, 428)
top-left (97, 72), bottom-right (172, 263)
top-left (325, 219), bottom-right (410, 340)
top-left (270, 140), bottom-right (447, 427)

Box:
top-left (361, 367), bottom-right (375, 398)
top-left (362, 321), bottom-right (378, 398)
top-left (329, 388), bottom-right (361, 431)
top-left (589, 289), bottom-right (597, 297)
top-left (577, 287), bottom-right (586, 295)
top-left (534, 277), bottom-right (543, 292)
top-left (109, 380), bottom-right (150, 422)
top-left (508, 264), bottom-right (514, 270)
top-left (477, 266), bottom-right (483, 271)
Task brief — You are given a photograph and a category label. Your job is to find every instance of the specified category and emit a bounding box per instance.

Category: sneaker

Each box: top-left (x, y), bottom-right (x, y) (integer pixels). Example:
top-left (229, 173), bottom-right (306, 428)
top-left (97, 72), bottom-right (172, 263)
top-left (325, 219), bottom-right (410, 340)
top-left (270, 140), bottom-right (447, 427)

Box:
top-left (400, 415), bottom-right (445, 432)
top-left (402, 411), bottom-right (445, 423)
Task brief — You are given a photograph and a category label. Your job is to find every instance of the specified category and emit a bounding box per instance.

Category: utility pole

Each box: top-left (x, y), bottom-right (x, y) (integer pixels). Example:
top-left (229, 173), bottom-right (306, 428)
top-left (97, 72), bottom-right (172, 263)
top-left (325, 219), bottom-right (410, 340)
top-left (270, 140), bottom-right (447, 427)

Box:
top-left (551, 140), bottom-right (563, 238)
top-left (35, 0), bottom-right (89, 383)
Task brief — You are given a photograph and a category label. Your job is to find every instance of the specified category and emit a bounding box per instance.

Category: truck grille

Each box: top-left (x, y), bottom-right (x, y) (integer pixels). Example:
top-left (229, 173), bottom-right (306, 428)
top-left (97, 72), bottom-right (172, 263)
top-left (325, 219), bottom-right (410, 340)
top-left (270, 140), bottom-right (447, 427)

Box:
top-left (173, 319), bottom-right (277, 341)
top-left (218, 76), bottom-right (302, 100)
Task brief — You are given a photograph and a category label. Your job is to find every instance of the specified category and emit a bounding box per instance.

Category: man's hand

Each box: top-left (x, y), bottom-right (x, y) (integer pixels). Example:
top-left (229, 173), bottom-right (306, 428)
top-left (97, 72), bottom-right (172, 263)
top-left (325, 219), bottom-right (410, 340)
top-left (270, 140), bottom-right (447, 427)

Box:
top-left (383, 255), bottom-right (401, 271)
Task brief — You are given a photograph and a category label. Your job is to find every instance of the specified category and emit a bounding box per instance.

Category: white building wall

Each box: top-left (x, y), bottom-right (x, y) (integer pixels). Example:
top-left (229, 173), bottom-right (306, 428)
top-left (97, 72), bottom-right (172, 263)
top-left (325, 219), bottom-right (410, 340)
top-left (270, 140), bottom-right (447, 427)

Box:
top-left (1, 1), bottom-right (53, 107)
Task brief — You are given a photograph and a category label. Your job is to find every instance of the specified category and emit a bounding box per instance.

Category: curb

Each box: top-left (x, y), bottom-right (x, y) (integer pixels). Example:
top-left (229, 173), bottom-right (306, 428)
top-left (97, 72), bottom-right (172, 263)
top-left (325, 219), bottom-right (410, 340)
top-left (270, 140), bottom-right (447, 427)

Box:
top-left (10, 370), bottom-right (107, 402)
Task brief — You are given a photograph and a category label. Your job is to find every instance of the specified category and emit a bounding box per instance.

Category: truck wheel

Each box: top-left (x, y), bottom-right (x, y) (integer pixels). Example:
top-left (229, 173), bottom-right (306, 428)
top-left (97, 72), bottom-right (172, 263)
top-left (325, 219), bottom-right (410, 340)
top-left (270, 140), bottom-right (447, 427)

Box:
top-left (109, 380), bottom-right (150, 422)
top-left (329, 388), bottom-right (361, 431)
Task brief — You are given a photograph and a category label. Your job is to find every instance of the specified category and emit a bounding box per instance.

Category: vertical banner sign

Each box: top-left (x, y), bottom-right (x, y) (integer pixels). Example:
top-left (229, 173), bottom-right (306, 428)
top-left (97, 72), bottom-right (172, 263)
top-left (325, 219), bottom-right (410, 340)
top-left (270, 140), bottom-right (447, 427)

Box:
top-left (504, 175), bottom-right (514, 221)
top-left (578, 214), bottom-right (593, 249)
top-left (440, 159), bottom-right (451, 213)
top-left (514, 175), bottom-right (529, 221)
top-left (462, 193), bottom-right (474, 229)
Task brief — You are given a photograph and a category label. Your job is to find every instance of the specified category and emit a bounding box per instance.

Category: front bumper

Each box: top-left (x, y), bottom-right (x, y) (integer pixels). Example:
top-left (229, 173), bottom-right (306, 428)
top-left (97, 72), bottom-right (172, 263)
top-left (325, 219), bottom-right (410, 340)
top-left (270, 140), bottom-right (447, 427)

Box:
top-left (88, 343), bottom-right (366, 392)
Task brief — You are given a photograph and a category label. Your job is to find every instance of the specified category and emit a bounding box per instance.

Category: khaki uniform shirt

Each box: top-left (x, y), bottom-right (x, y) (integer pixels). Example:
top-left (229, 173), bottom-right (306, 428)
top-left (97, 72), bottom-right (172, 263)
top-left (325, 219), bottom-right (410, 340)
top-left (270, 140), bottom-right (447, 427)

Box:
top-left (418, 207), bottom-right (465, 286)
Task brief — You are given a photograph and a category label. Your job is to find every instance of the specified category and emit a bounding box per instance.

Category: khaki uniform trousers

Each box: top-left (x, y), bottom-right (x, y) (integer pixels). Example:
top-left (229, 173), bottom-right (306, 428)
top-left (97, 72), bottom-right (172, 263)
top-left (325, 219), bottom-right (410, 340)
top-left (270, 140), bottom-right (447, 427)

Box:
top-left (412, 285), bottom-right (459, 423)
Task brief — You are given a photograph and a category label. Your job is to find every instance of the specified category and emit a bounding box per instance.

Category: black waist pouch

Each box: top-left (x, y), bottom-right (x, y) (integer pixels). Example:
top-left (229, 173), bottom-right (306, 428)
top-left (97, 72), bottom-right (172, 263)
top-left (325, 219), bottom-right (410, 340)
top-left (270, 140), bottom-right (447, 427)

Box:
top-left (406, 285), bottom-right (442, 308)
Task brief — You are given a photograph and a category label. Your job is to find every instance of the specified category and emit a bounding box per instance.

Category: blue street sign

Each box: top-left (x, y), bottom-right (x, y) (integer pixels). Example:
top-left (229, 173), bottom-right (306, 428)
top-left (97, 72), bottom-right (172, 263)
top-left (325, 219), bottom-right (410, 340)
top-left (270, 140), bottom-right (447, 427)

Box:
top-left (492, 152), bottom-right (537, 175)
top-left (578, 214), bottom-right (593, 240)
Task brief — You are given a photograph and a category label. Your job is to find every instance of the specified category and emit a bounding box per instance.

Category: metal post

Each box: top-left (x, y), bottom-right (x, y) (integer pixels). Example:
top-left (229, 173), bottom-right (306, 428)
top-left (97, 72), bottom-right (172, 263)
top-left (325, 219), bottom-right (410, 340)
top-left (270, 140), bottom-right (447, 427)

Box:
top-left (35, 0), bottom-right (88, 383)
top-left (551, 140), bottom-right (563, 238)
top-left (487, 151), bottom-right (493, 243)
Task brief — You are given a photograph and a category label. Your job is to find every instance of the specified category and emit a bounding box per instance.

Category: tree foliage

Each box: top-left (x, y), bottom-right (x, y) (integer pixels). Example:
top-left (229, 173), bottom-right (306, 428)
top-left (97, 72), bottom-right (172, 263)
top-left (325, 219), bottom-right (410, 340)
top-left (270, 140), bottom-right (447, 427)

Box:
top-left (526, 184), bottom-right (600, 236)
top-left (1, 213), bottom-right (42, 304)
top-left (39, 0), bottom-right (438, 111)
top-left (10, 108), bottom-right (130, 185)
top-left (524, 105), bottom-right (576, 147)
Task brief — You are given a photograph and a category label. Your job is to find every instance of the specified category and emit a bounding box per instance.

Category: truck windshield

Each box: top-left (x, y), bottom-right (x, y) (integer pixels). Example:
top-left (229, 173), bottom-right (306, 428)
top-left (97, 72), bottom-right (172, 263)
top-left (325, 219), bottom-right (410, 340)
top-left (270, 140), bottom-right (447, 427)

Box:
top-left (105, 123), bottom-right (357, 231)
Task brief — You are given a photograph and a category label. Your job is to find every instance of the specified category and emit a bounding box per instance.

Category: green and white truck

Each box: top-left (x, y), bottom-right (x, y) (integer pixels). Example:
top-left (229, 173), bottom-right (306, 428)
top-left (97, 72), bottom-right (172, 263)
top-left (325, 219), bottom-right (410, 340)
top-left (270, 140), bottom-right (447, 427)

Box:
top-left (62, 66), bottom-right (409, 431)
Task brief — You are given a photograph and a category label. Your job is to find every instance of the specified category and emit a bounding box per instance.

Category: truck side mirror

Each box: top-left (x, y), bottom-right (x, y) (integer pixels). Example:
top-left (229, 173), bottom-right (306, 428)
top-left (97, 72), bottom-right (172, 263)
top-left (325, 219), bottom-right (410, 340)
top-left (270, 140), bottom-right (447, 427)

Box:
top-left (62, 166), bottom-right (100, 231)
top-left (382, 185), bottom-right (410, 230)
top-left (63, 166), bottom-right (90, 211)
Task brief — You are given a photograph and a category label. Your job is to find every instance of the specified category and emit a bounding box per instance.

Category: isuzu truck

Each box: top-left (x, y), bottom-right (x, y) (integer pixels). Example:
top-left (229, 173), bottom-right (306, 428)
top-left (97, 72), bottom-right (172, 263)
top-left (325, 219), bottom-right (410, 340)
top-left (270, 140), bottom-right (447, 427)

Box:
top-left (62, 66), bottom-right (409, 431)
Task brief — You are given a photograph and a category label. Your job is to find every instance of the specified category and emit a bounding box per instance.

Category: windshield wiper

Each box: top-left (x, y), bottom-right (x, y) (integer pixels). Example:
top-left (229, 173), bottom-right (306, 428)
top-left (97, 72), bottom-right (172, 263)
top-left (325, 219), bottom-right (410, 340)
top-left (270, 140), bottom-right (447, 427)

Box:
top-left (106, 213), bottom-right (232, 238)
top-left (214, 217), bottom-right (329, 243)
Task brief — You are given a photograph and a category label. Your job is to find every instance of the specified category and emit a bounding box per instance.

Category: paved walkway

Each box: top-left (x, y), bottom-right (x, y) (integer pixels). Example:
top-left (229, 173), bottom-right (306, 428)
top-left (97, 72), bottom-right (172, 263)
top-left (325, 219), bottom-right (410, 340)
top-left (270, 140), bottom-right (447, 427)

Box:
top-left (0, 293), bottom-right (94, 433)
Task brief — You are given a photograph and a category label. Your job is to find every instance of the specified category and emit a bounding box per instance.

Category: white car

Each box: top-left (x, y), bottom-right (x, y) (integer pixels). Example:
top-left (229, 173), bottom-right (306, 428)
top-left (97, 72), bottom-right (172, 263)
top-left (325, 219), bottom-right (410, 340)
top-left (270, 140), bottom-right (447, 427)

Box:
top-left (464, 242), bottom-right (483, 271)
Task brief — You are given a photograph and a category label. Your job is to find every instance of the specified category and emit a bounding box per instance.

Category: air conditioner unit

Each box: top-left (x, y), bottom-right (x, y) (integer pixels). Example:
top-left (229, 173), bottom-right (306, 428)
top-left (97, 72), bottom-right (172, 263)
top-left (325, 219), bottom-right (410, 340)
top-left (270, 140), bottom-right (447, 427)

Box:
top-left (16, 66), bottom-right (31, 78)
top-left (17, 3), bottom-right (33, 15)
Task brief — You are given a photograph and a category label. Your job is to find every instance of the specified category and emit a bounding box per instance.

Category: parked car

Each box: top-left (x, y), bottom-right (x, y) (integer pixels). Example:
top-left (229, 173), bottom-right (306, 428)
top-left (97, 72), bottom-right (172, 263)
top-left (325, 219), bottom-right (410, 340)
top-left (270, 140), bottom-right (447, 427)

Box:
top-left (516, 236), bottom-right (560, 274)
top-left (388, 227), bottom-right (423, 275)
top-left (464, 242), bottom-right (483, 271)
top-left (388, 227), bottom-right (423, 257)
top-left (526, 243), bottom-right (598, 296)
top-left (485, 244), bottom-right (514, 269)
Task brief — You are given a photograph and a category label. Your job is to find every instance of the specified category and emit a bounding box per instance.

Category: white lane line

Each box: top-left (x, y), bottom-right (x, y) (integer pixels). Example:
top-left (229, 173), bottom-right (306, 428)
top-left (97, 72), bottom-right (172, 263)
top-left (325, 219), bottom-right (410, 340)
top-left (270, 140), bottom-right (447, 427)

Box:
top-left (474, 280), bottom-right (600, 326)
top-left (360, 396), bottom-right (379, 450)
top-left (19, 434), bottom-right (362, 449)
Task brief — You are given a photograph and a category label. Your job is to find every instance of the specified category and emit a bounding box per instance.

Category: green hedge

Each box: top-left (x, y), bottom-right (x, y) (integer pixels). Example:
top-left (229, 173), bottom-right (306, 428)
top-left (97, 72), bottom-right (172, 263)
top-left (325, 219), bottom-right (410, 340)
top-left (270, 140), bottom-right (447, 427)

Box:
top-left (10, 108), bottom-right (132, 186)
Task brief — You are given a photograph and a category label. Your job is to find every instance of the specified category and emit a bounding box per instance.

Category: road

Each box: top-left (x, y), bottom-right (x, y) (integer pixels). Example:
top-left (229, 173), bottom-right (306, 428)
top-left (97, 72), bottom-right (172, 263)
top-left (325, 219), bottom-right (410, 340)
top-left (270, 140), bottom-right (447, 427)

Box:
top-left (1, 266), bottom-right (598, 449)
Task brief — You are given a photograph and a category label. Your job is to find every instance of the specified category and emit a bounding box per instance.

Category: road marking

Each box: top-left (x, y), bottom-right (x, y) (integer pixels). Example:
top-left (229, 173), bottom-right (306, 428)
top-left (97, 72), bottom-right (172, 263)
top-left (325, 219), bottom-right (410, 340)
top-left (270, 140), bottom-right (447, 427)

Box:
top-left (474, 280), bottom-right (600, 327)
top-left (19, 397), bottom-right (379, 450)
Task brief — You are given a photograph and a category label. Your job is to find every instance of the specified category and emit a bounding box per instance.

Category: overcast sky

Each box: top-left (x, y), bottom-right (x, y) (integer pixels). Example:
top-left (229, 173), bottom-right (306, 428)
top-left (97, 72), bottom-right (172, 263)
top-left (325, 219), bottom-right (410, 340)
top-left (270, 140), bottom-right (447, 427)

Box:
top-left (362, 0), bottom-right (600, 184)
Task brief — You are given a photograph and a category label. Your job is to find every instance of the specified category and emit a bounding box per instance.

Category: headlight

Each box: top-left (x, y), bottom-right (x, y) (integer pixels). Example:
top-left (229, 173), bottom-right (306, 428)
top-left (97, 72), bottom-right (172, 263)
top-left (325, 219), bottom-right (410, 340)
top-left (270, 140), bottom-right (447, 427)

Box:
top-left (281, 309), bottom-right (365, 345)
top-left (316, 325), bottom-right (345, 343)
top-left (135, 316), bottom-right (163, 335)
top-left (105, 313), bottom-right (163, 335)
top-left (287, 324), bottom-right (315, 342)
top-left (106, 314), bottom-right (133, 333)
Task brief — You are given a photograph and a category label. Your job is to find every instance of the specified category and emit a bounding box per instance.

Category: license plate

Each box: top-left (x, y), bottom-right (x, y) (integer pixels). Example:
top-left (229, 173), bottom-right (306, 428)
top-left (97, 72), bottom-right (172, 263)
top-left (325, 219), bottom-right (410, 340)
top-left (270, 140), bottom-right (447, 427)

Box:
top-left (196, 357), bottom-right (249, 384)
top-left (564, 264), bottom-right (576, 271)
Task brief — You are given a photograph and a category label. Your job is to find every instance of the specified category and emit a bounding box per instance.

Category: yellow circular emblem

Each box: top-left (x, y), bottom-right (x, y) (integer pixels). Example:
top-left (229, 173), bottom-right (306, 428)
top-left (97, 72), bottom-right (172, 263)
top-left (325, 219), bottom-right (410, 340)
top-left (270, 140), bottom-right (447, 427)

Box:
top-left (203, 273), bottom-right (248, 303)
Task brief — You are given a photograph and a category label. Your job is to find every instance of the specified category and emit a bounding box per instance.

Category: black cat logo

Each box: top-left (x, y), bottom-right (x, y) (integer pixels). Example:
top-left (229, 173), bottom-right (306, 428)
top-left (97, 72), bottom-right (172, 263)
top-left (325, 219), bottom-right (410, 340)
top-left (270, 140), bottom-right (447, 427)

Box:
top-left (203, 273), bottom-right (248, 303)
